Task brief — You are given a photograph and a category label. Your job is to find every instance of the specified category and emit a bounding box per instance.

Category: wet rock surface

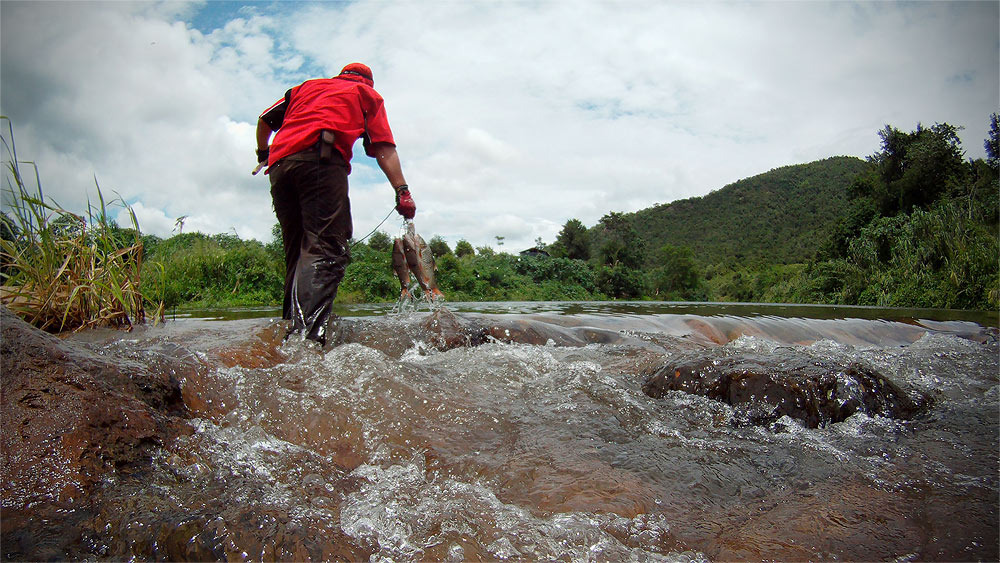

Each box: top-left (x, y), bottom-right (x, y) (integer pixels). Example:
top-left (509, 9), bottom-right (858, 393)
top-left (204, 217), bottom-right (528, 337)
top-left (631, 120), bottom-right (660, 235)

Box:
top-left (2, 305), bottom-right (994, 561)
top-left (642, 349), bottom-right (931, 428)
top-left (1, 307), bottom-right (189, 560)
top-left (328, 308), bottom-right (490, 357)
top-left (329, 308), bottom-right (637, 358)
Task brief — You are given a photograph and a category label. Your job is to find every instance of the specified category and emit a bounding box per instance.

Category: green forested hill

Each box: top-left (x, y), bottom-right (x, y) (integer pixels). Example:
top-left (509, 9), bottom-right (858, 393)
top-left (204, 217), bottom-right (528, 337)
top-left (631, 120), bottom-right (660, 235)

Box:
top-left (612, 156), bottom-right (869, 267)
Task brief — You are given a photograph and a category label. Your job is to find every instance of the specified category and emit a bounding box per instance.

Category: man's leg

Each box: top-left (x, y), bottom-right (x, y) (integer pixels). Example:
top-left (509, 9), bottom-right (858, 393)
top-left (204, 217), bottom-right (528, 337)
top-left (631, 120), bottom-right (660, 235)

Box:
top-left (290, 161), bottom-right (352, 344)
top-left (269, 161), bottom-right (303, 320)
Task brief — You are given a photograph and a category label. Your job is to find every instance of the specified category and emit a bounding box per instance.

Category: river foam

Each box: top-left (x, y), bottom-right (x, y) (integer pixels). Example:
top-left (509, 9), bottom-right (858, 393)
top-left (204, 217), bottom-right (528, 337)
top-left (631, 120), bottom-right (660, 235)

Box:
top-left (10, 304), bottom-right (995, 561)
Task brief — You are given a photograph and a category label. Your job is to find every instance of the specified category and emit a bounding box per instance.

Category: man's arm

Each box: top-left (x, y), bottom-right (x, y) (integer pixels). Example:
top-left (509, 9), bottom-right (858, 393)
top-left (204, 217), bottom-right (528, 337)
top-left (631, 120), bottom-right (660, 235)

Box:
top-left (371, 143), bottom-right (415, 218)
top-left (371, 143), bottom-right (406, 187)
top-left (251, 119), bottom-right (274, 175)
top-left (256, 118), bottom-right (273, 153)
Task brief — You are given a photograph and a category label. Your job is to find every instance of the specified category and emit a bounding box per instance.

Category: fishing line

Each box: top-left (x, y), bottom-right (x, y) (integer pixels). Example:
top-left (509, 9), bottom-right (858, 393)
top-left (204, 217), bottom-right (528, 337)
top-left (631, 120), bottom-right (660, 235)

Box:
top-left (351, 206), bottom-right (397, 247)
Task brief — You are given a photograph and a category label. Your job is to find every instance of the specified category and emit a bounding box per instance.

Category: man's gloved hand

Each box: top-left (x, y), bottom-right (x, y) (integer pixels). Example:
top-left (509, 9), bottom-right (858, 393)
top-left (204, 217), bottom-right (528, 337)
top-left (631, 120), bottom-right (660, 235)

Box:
top-left (252, 148), bottom-right (269, 176)
top-left (395, 184), bottom-right (416, 219)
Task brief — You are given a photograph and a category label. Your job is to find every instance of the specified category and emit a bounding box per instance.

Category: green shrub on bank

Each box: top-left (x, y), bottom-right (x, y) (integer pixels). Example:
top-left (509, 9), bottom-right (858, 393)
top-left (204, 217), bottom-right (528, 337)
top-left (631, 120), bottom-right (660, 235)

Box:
top-left (338, 242), bottom-right (398, 303)
top-left (841, 199), bottom-right (999, 309)
top-left (141, 232), bottom-right (282, 309)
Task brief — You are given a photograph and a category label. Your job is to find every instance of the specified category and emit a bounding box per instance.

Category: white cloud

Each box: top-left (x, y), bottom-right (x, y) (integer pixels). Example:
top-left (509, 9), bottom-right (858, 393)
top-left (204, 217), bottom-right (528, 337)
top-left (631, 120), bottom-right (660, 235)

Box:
top-left (2, 0), bottom-right (997, 256)
top-left (121, 201), bottom-right (175, 237)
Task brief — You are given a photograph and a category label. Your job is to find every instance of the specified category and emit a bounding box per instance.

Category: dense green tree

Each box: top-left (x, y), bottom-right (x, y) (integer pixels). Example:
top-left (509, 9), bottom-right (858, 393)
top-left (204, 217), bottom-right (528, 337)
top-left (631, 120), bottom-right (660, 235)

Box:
top-left (863, 123), bottom-right (966, 215)
top-left (368, 230), bottom-right (393, 252)
top-left (50, 214), bottom-right (84, 239)
top-left (435, 253), bottom-right (475, 294)
top-left (821, 197), bottom-right (877, 259)
top-left (841, 199), bottom-right (998, 309)
top-left (513, 255), bottom-right (596, 292)
top-left (552, 218), bottom-right (590, 260)
top-left (965, 158), bottom-right (1000, 225)
top-left (454, 239), bottom-right (474, 258)
top-left (595, 264), bottom-right (644, 299)
top-left (141, 233), bottom-right (162, 258)
top-left (211, 231), bottom-right (244, 249)
top-left (429, 236), bottom-right (451, 258)
top-left (971, 113), bottom-right (1000, 225)
top-left (547, 241), bottom-right (566, 258)
top-left (826, 120), bottom-right (988, 259)
top-left (649, 244), bottom-right (701, 298)
top-left (596, 212), bottom-right (645, 269)
top-left (807, 119), bottom-right (999, 310)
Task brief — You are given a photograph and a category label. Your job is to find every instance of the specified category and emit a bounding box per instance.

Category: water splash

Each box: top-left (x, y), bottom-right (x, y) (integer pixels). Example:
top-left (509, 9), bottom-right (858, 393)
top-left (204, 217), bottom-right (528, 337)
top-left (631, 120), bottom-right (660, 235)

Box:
top-left (391, 283), bottom-right (447, 315)
top-left (25, 307), bottom-right (999, 561)
top-left (340, 455), bottom-right (692, 561)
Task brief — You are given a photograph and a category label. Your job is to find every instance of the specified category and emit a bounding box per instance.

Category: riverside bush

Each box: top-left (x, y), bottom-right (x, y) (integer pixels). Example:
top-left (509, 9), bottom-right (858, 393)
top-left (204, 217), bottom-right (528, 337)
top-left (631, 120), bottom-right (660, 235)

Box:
top-left (142, 233), bottom-right (282, 308)
top-left (1, 119), bottom-right (162, 331)
top-left (338, 242), bottom-right (398, 303)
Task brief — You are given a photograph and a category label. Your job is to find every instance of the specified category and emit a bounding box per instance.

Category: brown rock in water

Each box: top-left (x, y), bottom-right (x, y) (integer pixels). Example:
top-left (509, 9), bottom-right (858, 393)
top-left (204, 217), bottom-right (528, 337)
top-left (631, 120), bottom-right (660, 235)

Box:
top-left (421, 307), bottom-right (489, 349)
top-left (328, 308), bottom-right (634, 359)
top-left (0, 306), bottom-right (187, 560)
top-left (642, 351), bottom-right (930, 428)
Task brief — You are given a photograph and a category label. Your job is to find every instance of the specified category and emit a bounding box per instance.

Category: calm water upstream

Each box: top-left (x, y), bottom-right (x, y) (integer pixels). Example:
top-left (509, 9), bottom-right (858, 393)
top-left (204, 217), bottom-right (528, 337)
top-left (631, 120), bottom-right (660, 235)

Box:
top-left (64, 302), bottom-right (997, 561)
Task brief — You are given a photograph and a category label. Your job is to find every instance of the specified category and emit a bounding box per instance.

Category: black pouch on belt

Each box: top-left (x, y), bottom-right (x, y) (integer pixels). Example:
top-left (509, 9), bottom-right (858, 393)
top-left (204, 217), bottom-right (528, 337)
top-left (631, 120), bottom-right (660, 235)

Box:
top-left (319, 130), bottom-right (336, 162)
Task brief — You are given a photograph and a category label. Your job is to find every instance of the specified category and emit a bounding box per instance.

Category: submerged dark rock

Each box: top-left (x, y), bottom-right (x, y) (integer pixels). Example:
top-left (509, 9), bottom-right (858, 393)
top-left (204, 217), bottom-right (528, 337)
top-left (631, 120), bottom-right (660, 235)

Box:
top-left (0, 306), bottom-right (189, 560)
top-left (642, 350), bottom-right (930, 428)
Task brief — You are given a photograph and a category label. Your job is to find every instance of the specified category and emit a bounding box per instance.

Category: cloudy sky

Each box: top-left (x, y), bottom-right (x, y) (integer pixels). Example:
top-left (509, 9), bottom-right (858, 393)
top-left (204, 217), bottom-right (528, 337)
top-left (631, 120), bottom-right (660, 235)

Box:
top-left (2, 1), bottom-right (997, 252)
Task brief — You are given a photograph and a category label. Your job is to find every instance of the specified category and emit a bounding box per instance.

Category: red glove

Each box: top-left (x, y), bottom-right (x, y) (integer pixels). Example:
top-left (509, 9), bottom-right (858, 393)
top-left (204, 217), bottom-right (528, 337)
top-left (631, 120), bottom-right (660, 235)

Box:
top-left (395, 185), bottom-right (416, 219)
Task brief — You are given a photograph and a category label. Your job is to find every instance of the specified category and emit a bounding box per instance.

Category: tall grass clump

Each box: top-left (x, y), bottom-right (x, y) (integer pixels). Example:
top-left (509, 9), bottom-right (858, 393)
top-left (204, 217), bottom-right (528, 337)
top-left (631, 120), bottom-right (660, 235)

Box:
top-left (1, 118), bottom-right (163, 332)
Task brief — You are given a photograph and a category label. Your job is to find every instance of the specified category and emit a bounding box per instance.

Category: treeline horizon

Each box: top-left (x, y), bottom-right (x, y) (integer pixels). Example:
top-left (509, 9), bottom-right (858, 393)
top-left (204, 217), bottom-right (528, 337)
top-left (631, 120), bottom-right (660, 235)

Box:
top-left (136, 116), bottom-right (999, 312)
top-left (5, 116), bottom-right (997, 328)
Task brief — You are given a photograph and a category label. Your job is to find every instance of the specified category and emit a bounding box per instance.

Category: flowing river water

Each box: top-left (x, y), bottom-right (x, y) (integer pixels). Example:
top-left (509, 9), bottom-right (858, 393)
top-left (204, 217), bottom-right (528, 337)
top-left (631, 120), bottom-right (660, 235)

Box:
top-left (52, 302), bottom-right (1000, 560)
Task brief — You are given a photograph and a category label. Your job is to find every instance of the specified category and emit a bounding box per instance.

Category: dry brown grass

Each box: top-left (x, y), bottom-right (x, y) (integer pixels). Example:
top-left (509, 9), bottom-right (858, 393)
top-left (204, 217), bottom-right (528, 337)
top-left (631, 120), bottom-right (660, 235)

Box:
top-left (2, 117), bottom-right (163, 332)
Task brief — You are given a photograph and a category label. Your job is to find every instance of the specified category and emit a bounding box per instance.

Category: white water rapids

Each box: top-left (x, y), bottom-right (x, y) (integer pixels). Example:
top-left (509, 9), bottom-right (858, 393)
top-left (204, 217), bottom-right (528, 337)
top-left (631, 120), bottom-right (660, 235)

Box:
top-left (58, 302), bottom-right (998, 561)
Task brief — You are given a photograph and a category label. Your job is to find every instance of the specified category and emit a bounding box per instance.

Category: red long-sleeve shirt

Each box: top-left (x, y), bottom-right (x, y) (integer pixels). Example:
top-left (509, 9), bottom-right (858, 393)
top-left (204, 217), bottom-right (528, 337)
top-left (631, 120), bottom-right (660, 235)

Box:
top-left (260, 74), bottom-right (395, 172)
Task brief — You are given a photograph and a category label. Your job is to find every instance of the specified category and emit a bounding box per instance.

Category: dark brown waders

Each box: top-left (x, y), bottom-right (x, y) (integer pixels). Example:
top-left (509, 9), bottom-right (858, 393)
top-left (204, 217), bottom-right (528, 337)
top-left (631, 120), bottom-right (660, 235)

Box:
top-left (269, 149), bottom-right (352, 345)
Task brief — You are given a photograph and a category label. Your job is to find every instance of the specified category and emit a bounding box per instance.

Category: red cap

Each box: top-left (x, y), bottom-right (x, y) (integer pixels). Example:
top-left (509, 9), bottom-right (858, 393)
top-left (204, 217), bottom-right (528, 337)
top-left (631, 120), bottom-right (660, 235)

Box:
top-left (339, 63), bottom-right (374, 86)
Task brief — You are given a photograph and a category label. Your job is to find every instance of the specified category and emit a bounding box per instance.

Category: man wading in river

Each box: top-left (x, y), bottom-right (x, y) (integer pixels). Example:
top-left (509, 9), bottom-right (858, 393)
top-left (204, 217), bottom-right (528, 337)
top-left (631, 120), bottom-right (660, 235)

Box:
top-left (254, 62), bottom-right (416, 344)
